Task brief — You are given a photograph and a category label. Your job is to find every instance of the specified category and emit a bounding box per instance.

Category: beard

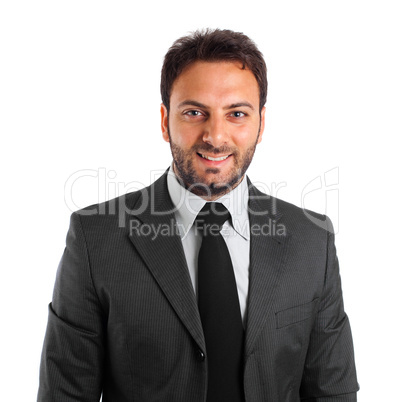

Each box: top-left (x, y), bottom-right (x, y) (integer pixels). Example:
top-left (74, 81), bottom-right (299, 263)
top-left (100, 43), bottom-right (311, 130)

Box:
top-left (168, 129), bottom-right (260, 199)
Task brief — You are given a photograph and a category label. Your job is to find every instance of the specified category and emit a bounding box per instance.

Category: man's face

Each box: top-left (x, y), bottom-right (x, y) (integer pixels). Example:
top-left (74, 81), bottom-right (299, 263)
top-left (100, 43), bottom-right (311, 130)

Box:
top-left (161, 61), bottom-right (265, 200)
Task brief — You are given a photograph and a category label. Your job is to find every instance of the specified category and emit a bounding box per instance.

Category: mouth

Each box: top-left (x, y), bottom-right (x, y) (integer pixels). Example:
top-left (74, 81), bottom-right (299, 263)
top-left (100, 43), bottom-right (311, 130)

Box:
top-left (197, 153), bottom-right (231, 162)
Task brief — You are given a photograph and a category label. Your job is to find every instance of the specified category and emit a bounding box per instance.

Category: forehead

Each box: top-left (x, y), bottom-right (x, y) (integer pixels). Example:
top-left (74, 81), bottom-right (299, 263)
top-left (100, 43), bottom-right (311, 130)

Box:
top-left (170, 61), bottom-right (260, 108)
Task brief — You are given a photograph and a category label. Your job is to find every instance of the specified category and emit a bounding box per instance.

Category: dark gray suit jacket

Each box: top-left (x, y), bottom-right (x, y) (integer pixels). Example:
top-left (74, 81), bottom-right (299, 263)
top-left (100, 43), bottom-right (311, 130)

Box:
top-left (38, 172), bottom-right (358, 401)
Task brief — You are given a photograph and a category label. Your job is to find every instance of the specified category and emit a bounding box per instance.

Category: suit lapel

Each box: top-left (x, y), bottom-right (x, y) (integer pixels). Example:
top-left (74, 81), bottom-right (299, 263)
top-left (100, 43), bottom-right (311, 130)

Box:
top-left (245, 182), bottom-right (291, 356)
top-left (127, 173), bottom-right (205, 351)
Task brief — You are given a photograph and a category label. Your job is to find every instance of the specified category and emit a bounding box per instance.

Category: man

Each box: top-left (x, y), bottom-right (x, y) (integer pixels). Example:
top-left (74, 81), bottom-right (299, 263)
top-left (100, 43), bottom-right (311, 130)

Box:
top-left (38, 29), bottom-right (359, 401)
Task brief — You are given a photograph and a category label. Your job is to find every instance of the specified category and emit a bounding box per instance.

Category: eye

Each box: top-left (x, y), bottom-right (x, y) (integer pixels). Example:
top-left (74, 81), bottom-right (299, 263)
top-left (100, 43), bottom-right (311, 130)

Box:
top-left (231, 111), bottom-right (246, 118)
top-left (185, 110), bottom-right (203, 117)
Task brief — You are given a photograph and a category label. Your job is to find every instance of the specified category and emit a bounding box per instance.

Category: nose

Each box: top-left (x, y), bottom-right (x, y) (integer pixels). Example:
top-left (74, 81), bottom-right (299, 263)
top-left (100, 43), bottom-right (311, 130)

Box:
top-left (202, 114), bottom-right (228, 148)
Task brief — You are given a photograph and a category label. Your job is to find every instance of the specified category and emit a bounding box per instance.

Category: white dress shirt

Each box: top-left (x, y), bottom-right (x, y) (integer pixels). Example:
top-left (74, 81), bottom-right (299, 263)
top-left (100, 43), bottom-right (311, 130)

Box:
top-left (167, 167), bottom-right (250, 323)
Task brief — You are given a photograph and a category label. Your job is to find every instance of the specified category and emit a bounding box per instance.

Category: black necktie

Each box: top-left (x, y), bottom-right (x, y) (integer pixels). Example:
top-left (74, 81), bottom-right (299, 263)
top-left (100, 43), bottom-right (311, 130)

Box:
top-left (196, 202), bottom-right (245, 402)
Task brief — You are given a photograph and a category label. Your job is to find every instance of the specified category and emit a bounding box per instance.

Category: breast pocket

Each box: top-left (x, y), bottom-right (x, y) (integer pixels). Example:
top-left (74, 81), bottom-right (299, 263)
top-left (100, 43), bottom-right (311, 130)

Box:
top-left (275, 298), bottom-right (319, 329)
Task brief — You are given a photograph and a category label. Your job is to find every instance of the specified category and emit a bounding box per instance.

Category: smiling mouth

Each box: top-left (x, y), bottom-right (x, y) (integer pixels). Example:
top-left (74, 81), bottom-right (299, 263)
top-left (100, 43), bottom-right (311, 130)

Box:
top-left (198, 153), bottom-right (231, 161)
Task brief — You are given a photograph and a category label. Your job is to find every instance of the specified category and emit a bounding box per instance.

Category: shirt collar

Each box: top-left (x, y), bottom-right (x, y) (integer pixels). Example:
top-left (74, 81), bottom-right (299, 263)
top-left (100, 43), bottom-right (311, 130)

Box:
top-left (167, 165), bottom-right (250, 241)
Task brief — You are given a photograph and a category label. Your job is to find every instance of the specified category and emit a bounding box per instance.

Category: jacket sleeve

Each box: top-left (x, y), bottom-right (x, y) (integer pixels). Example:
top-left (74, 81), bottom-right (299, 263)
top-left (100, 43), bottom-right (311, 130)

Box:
top-left (300, 218), bottom-right (359, 401)
top-left (37, 212), bottom-right (105, 402)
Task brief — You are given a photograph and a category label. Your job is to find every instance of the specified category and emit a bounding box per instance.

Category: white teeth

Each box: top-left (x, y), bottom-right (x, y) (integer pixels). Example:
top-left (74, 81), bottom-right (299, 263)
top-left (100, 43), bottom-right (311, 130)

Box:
top-left (201, 154), bottom-right (229, 161)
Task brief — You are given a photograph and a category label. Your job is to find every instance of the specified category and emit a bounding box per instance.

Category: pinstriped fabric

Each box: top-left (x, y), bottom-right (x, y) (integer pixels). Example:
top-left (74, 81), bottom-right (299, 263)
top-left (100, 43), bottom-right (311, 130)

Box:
top-left (301, 395), bottom-right (357, 402)
top-left (243, 184), bottom-right (358, 401)
top-left (84, 177), bottom-right (206, 401)
top-left (38, 171), bottom-right (358, 401)
top-left (298, 225), bottom-right (358, 400)
top-left (38, 212), bottom-right (105, 401)
top-left (38, 174), bottom-right (207, 402)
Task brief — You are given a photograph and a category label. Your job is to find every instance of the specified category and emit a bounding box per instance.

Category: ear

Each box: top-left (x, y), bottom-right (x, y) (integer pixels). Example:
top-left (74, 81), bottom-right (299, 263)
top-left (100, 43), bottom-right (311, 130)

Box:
top-left (161, 103), bottom-right (170, 142)
top-left (257, 106), bottom-right (266, 144)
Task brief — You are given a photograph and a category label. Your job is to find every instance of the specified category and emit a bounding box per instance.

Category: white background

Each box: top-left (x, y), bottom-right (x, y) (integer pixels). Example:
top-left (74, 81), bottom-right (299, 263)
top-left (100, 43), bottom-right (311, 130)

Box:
top-left (1, 1), bottom-right (401, 400)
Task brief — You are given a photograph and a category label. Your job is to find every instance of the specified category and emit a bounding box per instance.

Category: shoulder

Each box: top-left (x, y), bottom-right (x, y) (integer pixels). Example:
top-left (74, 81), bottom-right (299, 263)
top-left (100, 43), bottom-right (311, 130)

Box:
top-left (68, 171), bottom-right (169, 234)
top-left (249, 183), bottom-right (334, 237)
top-left (69, 186), bottom-right (146, 235)
top-left (75, 189), bottom-right (143, 216)
top-left (276, 196), bottom-right (332, 232)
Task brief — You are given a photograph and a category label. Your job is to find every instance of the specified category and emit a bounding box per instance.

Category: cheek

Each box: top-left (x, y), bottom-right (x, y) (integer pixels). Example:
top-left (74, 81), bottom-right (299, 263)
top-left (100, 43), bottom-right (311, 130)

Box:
top-left (169, 123), bottom-right (200, 148)
top-left (232, 127), bottom-right (259, 148)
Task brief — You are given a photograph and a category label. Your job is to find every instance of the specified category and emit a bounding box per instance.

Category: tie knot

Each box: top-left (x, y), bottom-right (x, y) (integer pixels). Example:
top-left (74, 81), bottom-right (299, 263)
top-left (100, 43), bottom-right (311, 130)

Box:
top-left (195, 203), bottom-right (230, 235)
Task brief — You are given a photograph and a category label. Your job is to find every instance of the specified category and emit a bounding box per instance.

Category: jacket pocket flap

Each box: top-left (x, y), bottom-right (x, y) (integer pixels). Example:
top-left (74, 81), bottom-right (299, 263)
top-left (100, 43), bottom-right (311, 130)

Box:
top-left (275, 298), bottom-right (319, 329)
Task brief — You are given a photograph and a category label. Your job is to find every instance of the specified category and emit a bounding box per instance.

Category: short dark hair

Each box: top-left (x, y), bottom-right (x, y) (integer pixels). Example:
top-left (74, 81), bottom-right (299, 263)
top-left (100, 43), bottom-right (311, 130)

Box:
top-left (161, 28), bottom-right (267, 113)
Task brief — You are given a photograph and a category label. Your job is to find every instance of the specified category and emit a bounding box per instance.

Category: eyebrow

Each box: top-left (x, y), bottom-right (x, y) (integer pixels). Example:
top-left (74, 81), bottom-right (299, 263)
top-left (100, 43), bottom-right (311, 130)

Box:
top-left (225, 102), bottom-right (255, 111)
top-left (177, 100), bottom-right (255, 111)
top-left (177, 100), bottom-right (208, 109)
